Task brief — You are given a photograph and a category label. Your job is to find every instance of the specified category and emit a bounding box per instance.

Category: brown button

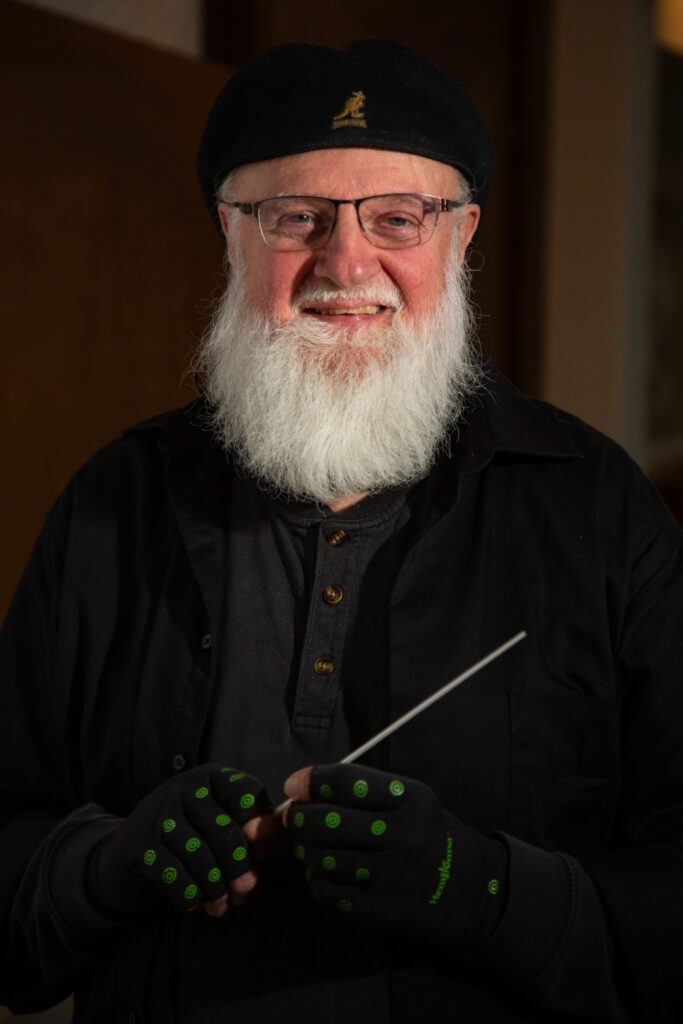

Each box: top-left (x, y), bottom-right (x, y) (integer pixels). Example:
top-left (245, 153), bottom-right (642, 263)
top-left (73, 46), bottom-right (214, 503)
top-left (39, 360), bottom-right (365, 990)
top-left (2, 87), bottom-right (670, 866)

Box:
top-left (313, 657), bottom-right (334, 676)
top-left (326, 529), bottom-right (348, 547)
top-left (322, 584), bottom-right (343, 605)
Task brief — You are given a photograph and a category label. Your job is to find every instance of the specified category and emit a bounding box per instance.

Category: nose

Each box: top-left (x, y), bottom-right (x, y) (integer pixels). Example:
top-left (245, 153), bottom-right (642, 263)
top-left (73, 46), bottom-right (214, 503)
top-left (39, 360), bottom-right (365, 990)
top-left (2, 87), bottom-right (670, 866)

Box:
top-left (310, 204), bottom-right (383, 289)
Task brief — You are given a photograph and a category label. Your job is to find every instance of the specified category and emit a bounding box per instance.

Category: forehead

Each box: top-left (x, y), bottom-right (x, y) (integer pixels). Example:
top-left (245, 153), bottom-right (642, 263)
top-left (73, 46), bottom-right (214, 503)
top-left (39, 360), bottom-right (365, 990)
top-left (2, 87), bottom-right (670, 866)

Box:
top-left (231, 148), bottom-right (461, 199)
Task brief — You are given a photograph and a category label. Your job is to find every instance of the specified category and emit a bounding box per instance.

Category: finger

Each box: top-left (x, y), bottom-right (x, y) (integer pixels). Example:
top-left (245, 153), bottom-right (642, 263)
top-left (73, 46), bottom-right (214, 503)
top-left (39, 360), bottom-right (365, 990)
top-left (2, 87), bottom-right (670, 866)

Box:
top-left (228, 869), bottom-right (258, 906)
top-left (206, 818), bottom-right (254, 883)
top-left (309, 764), bottom-right (414, 811)
top-left (162, 823), bottom-right (235, 901)
top-left (243, 811), bottom-right (280, 845)
top-left (155, 789), bottom-right (240, 894)
top-left (210, 767), bottom-right (271, 824)
top-left (204, 893), bottom-right (229, 918)
top-left (283, 766), bottom-right (313, 802)
top-left (139, 847), bottom-right (207, 911)
top-left (302, 873), bottom-right (358, 916)
top-left (289, 802), bottom-right (394, 852)
top-left (304, 874), bottom-right (406, 930)
top-left (304, 848), bottom-right (376, 887)
top-left (173, 789), bottom-right (255, 883)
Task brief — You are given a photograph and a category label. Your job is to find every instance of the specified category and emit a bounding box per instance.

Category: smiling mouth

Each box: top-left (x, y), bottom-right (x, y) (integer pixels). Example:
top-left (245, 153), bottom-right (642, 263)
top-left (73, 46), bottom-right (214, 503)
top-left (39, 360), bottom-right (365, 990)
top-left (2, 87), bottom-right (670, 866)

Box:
top-left (304, 305), bottom-right (387, 316)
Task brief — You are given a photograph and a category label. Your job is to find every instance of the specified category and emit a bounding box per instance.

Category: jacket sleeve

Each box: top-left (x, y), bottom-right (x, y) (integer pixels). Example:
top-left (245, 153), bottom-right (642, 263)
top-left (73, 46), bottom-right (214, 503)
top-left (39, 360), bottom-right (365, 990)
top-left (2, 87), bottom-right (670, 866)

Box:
top-left (0, 490), bottom-right (125, 1012)
top-left (580, 490), bottom-right (683, 1019)
top-left (462, 462), bottom-right (683, 1022)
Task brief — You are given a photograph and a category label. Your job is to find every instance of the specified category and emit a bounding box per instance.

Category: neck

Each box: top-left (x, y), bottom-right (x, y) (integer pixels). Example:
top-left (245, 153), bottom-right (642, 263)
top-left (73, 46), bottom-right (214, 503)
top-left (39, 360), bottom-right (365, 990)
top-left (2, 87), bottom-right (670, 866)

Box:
top-left (326, 492), bottom-right (368, 513)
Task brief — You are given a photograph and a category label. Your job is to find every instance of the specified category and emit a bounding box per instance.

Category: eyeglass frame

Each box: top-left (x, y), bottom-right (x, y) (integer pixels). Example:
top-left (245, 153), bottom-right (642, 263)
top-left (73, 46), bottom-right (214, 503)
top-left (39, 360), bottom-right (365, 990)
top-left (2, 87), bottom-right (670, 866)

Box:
top-left (222, 193), bottom-right (470, 251)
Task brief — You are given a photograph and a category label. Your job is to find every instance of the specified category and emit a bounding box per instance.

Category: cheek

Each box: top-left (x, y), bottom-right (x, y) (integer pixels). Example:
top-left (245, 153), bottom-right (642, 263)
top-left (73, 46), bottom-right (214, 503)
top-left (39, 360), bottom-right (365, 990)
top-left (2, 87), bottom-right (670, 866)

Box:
top-left (245, 257), bottom-right (311, 317)
top-left (386, 236), bottom-right (451, 313)
top-left (398, 262), bottom-right (448, 315)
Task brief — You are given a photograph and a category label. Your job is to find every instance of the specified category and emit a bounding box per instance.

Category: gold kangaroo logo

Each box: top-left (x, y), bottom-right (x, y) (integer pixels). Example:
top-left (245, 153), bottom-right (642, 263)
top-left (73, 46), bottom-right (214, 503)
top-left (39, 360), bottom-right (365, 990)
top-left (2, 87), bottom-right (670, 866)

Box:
top-left (332, 90), bottom-right (367, 129)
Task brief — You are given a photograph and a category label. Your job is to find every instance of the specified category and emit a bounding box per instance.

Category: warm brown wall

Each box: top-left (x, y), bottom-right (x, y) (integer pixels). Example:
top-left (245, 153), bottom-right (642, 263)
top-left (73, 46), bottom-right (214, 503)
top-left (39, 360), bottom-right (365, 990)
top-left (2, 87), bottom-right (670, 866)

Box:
top-left (0, 0), bottom-right (227, 618)
top-left (541, 0), bottom-right (654, 465)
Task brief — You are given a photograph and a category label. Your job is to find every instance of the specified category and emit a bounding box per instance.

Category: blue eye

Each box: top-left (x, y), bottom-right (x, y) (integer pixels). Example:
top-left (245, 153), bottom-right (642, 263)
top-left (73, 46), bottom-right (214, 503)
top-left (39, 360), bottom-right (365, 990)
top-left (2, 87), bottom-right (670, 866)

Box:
top-left (286, 213), bottom-right (315, 224)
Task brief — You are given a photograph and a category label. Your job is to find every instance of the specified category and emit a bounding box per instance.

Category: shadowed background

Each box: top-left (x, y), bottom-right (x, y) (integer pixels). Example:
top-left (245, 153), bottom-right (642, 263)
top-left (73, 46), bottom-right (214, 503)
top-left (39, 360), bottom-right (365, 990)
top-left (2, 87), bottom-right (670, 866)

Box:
top-left (0, 0), bottom-right (681, 1017)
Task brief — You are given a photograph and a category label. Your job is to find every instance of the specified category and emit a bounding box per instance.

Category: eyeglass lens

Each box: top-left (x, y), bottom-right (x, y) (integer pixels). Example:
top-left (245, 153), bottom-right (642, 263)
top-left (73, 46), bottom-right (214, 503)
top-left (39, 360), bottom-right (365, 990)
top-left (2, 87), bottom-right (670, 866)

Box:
top-left (257, 194), bottom-right (440, 250)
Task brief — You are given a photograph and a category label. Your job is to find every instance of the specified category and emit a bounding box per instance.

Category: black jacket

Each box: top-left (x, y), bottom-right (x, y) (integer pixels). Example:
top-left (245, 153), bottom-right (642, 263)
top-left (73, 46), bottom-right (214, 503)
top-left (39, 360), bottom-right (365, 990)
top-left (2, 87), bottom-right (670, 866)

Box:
top-left (1, 373), bottom-right (682, 1022)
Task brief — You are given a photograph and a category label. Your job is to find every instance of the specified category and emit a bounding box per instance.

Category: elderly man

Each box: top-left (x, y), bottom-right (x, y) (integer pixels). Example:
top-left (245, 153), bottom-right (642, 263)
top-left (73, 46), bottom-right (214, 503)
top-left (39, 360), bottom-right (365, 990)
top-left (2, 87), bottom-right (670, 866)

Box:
top-left (1, 40), bottom-right (681, 1024)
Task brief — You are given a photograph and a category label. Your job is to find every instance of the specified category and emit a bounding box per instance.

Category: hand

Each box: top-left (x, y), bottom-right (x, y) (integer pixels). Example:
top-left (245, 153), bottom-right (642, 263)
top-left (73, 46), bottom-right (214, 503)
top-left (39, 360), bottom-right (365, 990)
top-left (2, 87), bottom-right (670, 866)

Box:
top-left (87, 764), bottom-right (278, 918)
top-left (284, 763), bottom-right (507, 951)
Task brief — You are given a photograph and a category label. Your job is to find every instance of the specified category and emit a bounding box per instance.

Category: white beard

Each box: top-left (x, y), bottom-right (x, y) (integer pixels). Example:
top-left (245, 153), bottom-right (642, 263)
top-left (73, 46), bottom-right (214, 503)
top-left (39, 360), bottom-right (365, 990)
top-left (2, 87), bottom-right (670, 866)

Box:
top-left (195, 249), bottom-right (481, 505)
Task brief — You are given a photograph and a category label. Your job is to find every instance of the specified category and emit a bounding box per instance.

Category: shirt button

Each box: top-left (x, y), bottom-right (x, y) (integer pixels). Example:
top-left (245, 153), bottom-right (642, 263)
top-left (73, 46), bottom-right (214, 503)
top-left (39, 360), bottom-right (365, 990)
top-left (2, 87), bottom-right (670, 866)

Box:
top-left (313, 657), bottom-right (334, 676)
top-left (201, 633), bottom-right (212, 650)
top-left (326, 529), bottom-right (348, 547)
top-left (172, 754), bottom-right (187, 771)
top-left (322, 584), bottom-right (343, 605)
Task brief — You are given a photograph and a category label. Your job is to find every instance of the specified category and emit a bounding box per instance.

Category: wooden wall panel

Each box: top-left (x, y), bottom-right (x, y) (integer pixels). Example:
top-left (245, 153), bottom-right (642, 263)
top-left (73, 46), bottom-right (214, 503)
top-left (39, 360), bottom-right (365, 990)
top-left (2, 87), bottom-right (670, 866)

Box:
top-left (0, 0), bottom-right (228, 617)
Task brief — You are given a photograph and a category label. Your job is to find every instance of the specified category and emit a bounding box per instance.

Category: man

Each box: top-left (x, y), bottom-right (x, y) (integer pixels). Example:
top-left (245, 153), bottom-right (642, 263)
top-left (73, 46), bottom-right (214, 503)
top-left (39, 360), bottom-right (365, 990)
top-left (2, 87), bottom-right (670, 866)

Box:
top-left (1, 39), bottom-right (681, 1023)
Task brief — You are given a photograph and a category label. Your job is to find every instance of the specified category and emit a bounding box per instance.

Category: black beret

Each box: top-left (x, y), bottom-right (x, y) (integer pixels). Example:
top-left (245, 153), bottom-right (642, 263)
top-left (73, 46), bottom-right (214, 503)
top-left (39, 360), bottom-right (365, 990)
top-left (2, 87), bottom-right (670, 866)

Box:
top-left (197, 39), bottom-right (494, 231)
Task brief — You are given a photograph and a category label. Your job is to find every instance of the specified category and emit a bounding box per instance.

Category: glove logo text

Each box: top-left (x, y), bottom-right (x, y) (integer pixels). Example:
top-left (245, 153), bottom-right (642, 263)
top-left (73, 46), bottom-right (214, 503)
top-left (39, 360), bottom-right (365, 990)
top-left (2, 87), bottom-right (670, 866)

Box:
top-left (428, 832), bottom-right (453, 906)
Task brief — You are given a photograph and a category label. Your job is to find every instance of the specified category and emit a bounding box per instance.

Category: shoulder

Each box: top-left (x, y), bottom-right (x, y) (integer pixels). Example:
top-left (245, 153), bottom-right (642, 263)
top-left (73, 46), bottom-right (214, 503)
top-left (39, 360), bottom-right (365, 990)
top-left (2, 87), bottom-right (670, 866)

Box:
top-left (483, 371), bottom-right (664, 501)
top-left (481, 373), bottom-right (681, 585)
top-left (71, 399), bottom-right (213, 484)
top-left (50, 399), bottom-right (219, 533)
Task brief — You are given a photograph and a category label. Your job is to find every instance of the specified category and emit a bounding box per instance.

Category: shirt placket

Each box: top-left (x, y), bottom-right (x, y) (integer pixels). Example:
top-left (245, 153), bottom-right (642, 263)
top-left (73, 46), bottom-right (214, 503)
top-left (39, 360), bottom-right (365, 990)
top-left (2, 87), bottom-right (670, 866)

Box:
top-left (291, 521), bottom-right (359, 750)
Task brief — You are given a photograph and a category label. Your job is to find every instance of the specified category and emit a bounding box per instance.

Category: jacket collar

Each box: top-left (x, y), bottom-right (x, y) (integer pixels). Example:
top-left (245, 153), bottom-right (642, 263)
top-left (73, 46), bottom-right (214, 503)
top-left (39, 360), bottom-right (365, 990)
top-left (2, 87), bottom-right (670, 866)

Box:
top-left (453, 368), bottom-right (584, 474)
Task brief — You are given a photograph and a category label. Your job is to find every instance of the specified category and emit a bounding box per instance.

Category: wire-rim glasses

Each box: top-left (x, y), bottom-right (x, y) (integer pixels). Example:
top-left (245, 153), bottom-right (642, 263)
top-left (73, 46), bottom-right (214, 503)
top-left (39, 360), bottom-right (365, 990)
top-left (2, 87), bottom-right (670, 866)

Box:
top-left (224, 193), bottom-right (469, 251)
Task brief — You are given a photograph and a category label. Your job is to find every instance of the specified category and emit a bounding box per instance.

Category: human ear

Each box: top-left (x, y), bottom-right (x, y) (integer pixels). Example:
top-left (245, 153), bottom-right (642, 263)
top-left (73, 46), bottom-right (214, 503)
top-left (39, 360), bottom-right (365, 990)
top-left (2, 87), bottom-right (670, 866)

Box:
top-left (217, 202), bottom-right (231, 241)
top-left (217, 202), bottom-right (240, 266)
top-left (455, 205), bottom-right (481, 265)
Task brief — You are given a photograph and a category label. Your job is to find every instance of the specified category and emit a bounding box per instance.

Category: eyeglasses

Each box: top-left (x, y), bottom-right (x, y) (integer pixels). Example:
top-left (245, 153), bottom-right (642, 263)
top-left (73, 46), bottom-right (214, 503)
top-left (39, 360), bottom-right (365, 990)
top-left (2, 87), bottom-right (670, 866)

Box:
top-left (224, 193), bottom-right (469, 251)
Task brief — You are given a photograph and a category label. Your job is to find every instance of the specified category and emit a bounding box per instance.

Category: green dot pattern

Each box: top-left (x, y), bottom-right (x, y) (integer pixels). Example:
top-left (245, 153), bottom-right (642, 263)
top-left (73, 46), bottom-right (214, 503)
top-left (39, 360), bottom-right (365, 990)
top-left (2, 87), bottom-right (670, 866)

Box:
top-left (143, 849), bottom-right (156, 866)
top-left (305, 867), bottom-right (313, 880)
top-left (293, 811), bottom-right (305, 827)
top-left (184, 884), bottom-right (198, 900)
top-left (389, 780), bottom-right (405, 797)
top-left (162, 818), bottom-right (176, 833)
top-left (353, 780), bottom-right (369, 798)
top-left (240, 793), bottom-right (255, 810)
top-left (371, 819), bottom-right (387, 836)
top-left (322, 855), bottom-right (336, 871)
top-left (221, 767), bottom-right (234, 772)
top-left (228, 772), bottom-right (245, 782)
top-left (320, 783), bottom-right (333, 799)
top-left (208, 867), bottom-right (222, 883)
top-left (162, 867), bottom-right (177, 884)
top-left (232, 846), bottom-right (247, 862)
top-left (488, 879), bottom-right (500, 895)
top-left (325, 811), bottom-right (341, 829)
top-left (295, 844), bottom-right (306, 861)
top-left (185, 837), bottom-right (201, 853)
top-left (195, 786), bottom-right (209, 799)
top-left (215, 814), bottom-right (231, 826)
top-left (355, 867), bottom-right (371, 881)
top-left (338, 898), bottom-right (352, 913)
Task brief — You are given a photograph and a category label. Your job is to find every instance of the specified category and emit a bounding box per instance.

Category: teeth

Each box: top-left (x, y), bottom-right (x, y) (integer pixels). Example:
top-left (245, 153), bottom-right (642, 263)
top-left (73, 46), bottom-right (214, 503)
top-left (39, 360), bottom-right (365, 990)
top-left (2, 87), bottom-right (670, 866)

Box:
top-left (310, 306), bottom-right (382, 315)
